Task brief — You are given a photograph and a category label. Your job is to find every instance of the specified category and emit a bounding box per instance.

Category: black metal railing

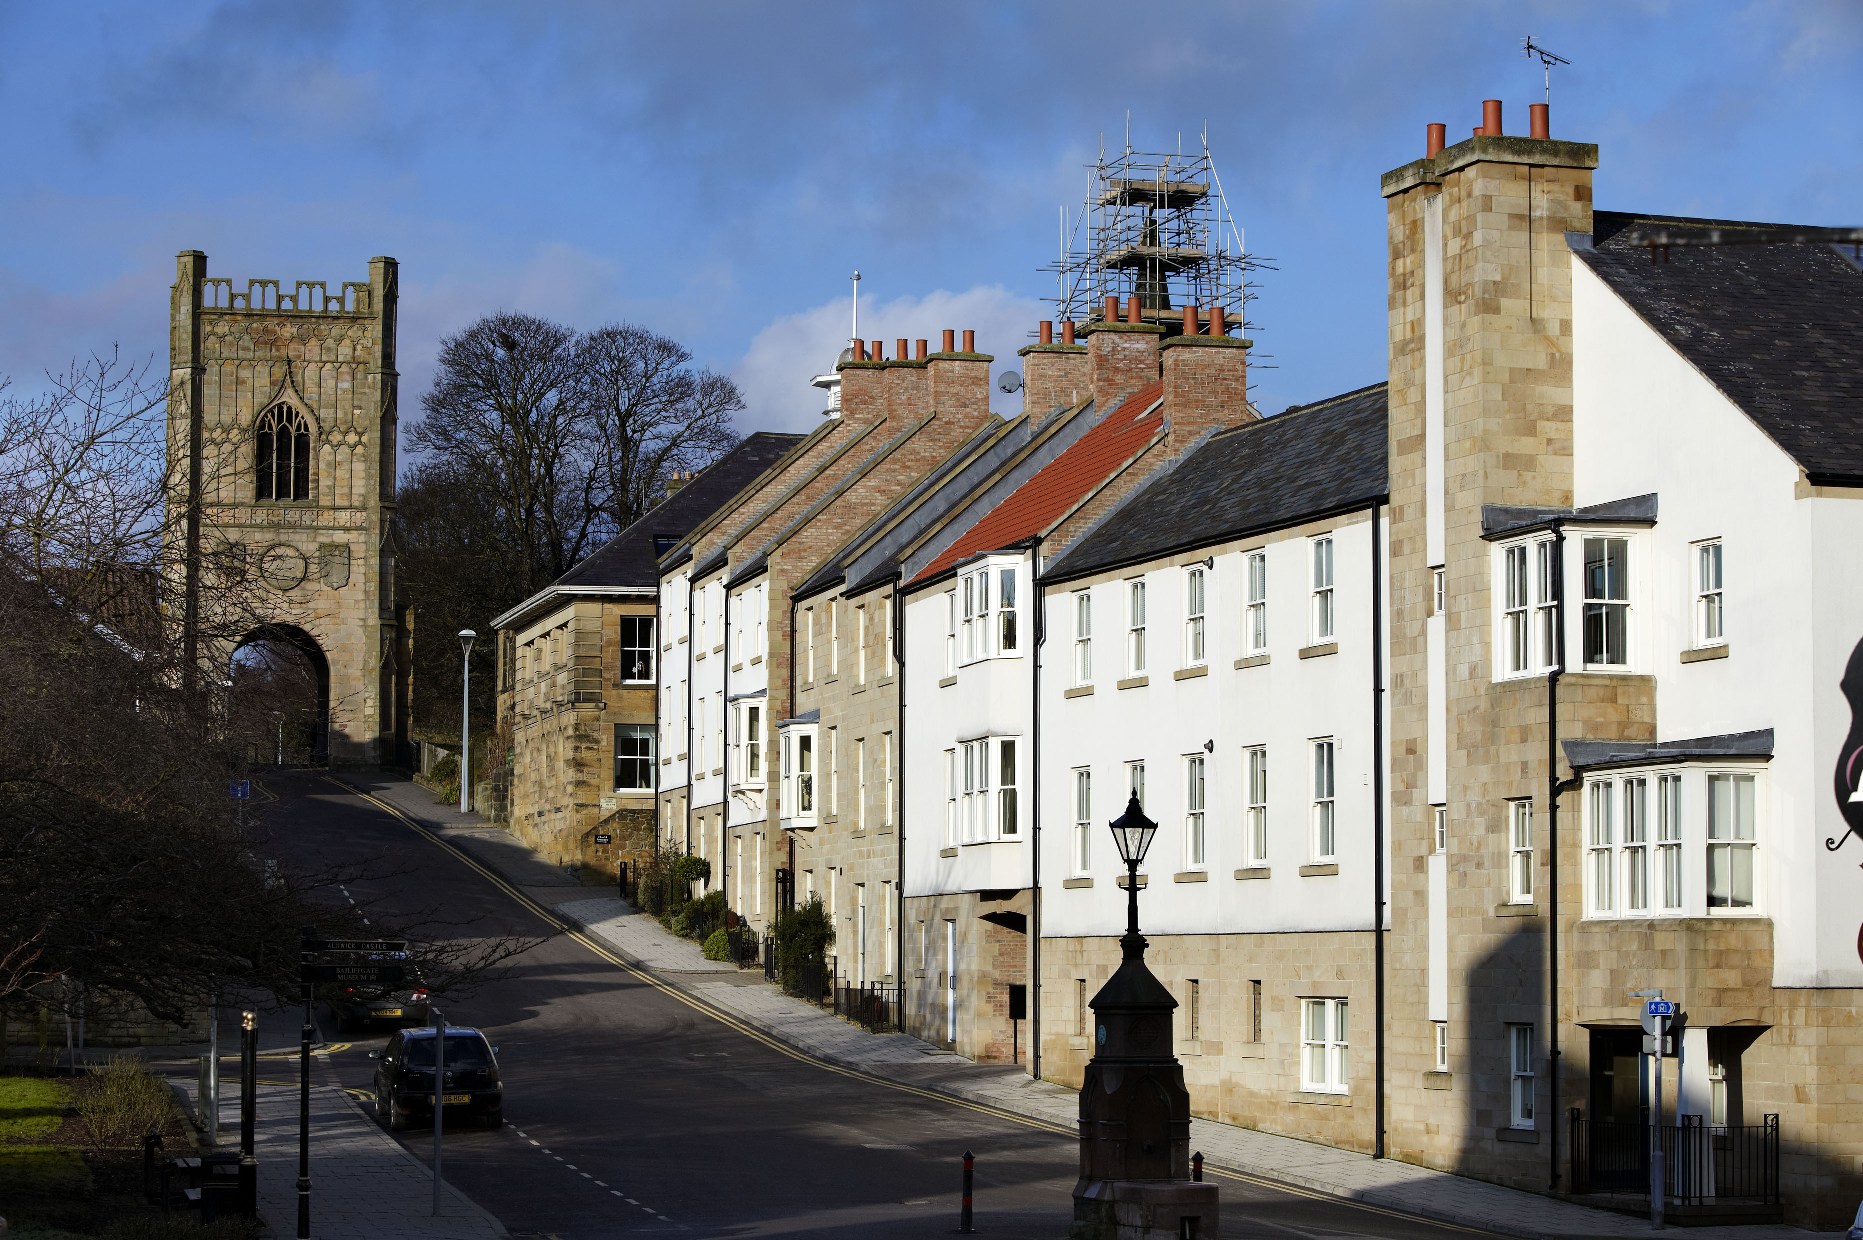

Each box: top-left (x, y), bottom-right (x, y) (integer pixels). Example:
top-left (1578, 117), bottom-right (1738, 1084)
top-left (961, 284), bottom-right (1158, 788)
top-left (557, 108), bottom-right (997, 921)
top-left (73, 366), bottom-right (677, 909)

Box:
top-left (724, 925), bottom-right (760, 968)
top-left (1570, 1109), bottom-right (1780, 1206)
top-left (834, 981), bottom-right (901, 1033)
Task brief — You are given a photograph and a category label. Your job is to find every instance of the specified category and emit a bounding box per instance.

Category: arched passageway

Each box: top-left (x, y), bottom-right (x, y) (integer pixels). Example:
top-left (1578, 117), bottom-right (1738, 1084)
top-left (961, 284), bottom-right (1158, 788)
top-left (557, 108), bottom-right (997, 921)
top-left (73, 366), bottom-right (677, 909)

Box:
top-left (229, 624), bottom-right (330, 766)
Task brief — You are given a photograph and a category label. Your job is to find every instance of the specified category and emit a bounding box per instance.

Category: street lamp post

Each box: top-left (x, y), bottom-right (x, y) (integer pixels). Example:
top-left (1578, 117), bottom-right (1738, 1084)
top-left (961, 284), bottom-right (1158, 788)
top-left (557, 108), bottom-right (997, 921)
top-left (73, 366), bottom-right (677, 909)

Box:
top-left (239, 1009), bottom-right (257, 1218)
top-left (1072, 795), bottom-right (1219, 1239)
top-left (457, 630), bottom-right (476, 814)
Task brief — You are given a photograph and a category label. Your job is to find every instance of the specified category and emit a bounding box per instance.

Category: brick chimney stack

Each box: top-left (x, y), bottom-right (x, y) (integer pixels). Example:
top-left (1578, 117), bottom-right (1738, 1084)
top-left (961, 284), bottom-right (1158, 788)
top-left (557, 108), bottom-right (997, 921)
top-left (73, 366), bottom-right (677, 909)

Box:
top-left (1018, 319), bottom-right (1088, 431)
top-left (1160, 307), bottom-right (1252, 446)
top-left (927, 327), bottom-right (991, 419)
top-left (1084, 294), bottom-right (1163, 409)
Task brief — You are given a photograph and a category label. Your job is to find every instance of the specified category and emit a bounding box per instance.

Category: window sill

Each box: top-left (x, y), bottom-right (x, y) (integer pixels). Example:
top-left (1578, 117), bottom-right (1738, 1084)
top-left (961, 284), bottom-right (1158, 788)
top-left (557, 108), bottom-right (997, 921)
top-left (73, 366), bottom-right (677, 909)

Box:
top-left (938, 847), bottom-right (959, 858)
top-left (1174, 665), bottom-right (1209, 681)
top-left (1064, 685), bottom-right (1094, 699)
top-left (851, 684), bottom-right (866, 695)
top-left (1115, 873), bottom-right (1150, 890)
top-left (1062, 877), bottom-right (1093, 889)
top-left (1422, 1071), bottom-right (1454, 1091)
top-left (1299, 863), bottom-right (1339, 877)
top-left (1494, 902), bottom-right (1540, 918)
top-left (1291, 1090), bottom-right (1350, 1106)
top-left (1496, 1126), bottom-right (1539, 1144)
top-left (712, 644), bottom-right (724, 655)
top-left (1234, 866), bottom-right (1271, 881)
top-left (1234, 654), bottom-right (1269, 669)
top-left (1172, 870), bottom-right (1208, 884)
top-left (938, 675), bottom-right (958, 689)
top-left (1298, 642), bottom-right (1338, 660)
top-left (1681, 644), bottom-right (1729, 664)
top-left (731, 661), bottom-right (744, 672)
top-left (710, 766), bottom-right (723, 777)
top-left (695, 649), bottom-right (707, 660)
top-left (1116, 674), bottom-right (1150, 691)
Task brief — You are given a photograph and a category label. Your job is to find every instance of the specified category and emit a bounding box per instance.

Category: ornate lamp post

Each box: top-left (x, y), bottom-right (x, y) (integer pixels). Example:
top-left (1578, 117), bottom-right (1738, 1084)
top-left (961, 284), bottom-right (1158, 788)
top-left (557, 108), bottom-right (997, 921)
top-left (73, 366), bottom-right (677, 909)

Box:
top-left (238, 1009), bottom-right (257, 1218)
top-left (1073, 795), bottom-right (1219, 1239)
top-left (457, 630), bottom-right (476, 814)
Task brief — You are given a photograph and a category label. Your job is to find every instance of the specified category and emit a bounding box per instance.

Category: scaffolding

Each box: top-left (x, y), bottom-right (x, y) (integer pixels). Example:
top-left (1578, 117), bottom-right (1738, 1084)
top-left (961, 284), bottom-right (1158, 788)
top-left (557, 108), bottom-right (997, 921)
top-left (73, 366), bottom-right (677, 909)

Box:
top-left (1045, 131), bottom-right (1265, 334)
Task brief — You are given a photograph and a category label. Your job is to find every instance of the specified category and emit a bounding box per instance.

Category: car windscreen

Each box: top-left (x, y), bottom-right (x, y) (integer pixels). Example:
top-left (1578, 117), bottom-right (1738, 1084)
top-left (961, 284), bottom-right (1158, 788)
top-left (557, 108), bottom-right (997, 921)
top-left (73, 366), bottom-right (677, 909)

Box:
top-left (403, 1034), bottom-right (491, 1070)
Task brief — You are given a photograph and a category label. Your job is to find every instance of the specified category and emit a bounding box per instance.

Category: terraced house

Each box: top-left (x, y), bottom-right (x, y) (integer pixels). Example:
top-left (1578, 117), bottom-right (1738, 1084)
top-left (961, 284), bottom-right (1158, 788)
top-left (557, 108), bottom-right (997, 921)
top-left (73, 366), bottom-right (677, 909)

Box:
top-left (512, 99), bottom-right (1859, 1228)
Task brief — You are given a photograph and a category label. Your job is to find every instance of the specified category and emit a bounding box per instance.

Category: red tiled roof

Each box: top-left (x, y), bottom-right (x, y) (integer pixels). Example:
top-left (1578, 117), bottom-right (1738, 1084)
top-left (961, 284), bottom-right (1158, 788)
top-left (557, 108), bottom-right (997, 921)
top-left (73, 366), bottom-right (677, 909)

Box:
top-left (911, 383), bottom-right (1164, 584)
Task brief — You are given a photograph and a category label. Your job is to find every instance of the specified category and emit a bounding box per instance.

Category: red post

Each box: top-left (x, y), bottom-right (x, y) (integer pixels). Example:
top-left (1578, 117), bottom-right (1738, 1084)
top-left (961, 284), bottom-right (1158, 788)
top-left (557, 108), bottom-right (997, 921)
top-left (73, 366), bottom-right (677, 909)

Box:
top-left (959, 1149), bottom-right (976, 1233)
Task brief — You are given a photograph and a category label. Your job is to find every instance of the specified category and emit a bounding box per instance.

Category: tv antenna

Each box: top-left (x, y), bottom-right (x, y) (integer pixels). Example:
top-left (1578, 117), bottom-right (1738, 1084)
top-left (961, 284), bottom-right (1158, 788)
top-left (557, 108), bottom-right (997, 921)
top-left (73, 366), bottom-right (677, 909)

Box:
top-left (1523, 36), bottom-right (1570, 105)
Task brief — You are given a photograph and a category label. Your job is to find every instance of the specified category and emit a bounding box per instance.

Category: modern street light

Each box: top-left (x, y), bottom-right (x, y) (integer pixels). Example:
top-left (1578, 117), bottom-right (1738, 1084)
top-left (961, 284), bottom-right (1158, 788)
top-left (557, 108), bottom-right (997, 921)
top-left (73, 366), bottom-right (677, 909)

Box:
top-left (457, 630), bottom-right (476, 814)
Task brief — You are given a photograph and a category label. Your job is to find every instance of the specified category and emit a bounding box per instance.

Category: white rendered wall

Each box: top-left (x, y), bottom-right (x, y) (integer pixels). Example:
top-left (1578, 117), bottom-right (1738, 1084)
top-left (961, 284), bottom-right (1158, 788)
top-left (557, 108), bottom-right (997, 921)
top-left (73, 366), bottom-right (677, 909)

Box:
top-left (1572, 258), bottom-right (1863, 987)
top-left (1038, 513), bottom-right (1387, 940)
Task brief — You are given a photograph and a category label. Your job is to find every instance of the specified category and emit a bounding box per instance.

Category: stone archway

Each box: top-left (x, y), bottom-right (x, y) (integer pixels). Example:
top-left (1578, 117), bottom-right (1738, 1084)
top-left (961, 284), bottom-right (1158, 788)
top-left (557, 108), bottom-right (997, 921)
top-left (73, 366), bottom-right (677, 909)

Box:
top-left (230, 624), bottom-right (331, 766)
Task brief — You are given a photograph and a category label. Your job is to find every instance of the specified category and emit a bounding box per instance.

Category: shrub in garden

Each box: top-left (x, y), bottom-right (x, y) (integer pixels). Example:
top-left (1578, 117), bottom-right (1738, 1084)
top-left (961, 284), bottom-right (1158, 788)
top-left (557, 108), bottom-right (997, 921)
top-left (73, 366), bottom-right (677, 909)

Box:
top-left (701, 928), bottom-right (732, 961)
top-left (74, 1054), bottom-right (174, 1151)
top-left (773, 896), bottom-right (833, 990)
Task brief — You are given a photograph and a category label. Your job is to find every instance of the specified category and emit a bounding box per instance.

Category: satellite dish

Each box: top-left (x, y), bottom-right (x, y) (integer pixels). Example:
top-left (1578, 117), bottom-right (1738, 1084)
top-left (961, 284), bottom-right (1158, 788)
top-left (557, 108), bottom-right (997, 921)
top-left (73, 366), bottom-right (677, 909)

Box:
top-left (998, 370), bottom-right (1023, 394)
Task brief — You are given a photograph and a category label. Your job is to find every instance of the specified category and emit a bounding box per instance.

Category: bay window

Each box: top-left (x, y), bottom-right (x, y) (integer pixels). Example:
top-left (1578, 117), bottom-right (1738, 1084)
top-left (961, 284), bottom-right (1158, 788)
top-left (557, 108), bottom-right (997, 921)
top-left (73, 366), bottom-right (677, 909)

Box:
top-left (1585, 766), bottom-right (1761, 917)
top-left (1707, 773), bottom-right (1756, 909)
top-left (957, 559), bottom-right (1021, 664)
top-left (957, 736), bottom-right (1021, 842)
top-left (779, 726), bottom-right (816, 824)
top-left (1582, 536), bottom-right (1629, 667)
top-left (1497, 535), bottom-right (1556, 678)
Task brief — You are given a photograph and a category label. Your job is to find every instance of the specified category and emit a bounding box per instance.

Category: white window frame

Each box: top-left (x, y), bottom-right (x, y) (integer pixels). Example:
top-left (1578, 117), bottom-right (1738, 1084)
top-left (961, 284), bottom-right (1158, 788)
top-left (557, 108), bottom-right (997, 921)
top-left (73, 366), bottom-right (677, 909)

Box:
top-left (1587, 779), bottom-right (1615, 914)
top-left (826, 726), bottom-right (838, 814)
top-left (1657, 773), bottom-right (1683, 911)
top-left (855, 736), bottom-right (867, 830)
top-left (1695, 539), bottom-right (1725, 648)
top-left (1581, 534), bottom-right (1631, 669)
top-left (1072, 590), bottom-right (1093, 686)
top-left (1431, 566), bottom-right (1446, 617)
top-left (1184, 753), bottom-right (1207, 869)
top-left (1433, 1021), bottom-right (1449, 1072)
top-left (804, 608), bottom-right (816, 683)
top-left (614, 723), bottom-right (654, 791)
top-left (1244, 550), bottom-right (1268, 655)
top-left (1432, 804), bottom-right (1447, 854)
top-left (944, 749), bottom-right (958, 846)
top-left (996, 564), bottom-right (1020, 654)
top-left (619, 615), bottom-right (656, 683)
top-left (781, 726), bottom-right (817, 821)
top-left (1126, 578), bottom-right (1147, 676)
top-left (882, 597), bottom-right (895, 676)
top-left (828, 602), bottom-right (839, 675)
top-left (943, 590), bottom-right (957, 676)
top-left (1300, 997), bottom-right (1348, 1094)
top-left (1706, 771), bottom-right (1757, 911)
top-left (753, 583), bottom-right (767, 658)
top-left (1072, 767), bottom-right (1092, 874)
top-left (1126, 760), bottom-right (1146, 809)
top-left (882, 732), bottom-right (895, 827)
top-left (1184, 566), bottom-right (1207, 667)
top-left (1622, 776), bottom-right (1650, 913)
top-left (1507, 799), bottom-right (1533, 904)
top-left (957, 559), bottom-right (1021, 665)
top-left (1495, 535), bottom-right (1557, 679)
top-left (1310, 738), bottom-right (1336, 863)
top-left (957, 736), bottom-right (1021, 842)
top-left (1508, 1024), bottom-right (1536, 1130)
top-left (856, 605), bottom-right (869, 685)
top-left (737, 702), bottom-right (764, 786)
top-left (1244, 746), bottom-right (1268, 866)
top-left (1310, 535), bottom-right (1335, 643)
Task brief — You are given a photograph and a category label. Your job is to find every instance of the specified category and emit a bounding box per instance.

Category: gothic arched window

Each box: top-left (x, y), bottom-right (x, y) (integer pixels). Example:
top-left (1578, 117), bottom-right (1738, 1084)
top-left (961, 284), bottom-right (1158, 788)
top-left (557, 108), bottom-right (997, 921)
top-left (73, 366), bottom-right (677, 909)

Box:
top-left (255, 404), bottom-right (312, 501)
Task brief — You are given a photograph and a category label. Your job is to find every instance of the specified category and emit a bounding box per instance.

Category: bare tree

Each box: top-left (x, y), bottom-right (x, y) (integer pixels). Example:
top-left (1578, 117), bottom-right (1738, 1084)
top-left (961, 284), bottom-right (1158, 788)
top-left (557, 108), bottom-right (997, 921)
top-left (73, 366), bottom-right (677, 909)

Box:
top-left (575, 323), bottom-right (743, 535)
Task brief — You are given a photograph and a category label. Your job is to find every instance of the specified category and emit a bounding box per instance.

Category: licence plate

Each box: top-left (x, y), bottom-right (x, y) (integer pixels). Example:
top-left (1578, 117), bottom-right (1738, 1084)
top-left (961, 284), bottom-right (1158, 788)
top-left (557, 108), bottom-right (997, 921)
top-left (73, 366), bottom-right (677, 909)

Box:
top-left (377, 1008), bottom-right (402, 1017)
top-left (442, 1093), bottom-right (471, 1105)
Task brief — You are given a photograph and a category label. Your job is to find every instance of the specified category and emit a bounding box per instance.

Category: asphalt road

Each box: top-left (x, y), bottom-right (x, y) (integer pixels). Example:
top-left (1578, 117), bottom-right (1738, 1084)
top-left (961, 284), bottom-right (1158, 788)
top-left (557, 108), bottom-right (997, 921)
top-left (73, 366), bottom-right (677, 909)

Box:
top-left (256, 771), bottom-right (1501, 1240)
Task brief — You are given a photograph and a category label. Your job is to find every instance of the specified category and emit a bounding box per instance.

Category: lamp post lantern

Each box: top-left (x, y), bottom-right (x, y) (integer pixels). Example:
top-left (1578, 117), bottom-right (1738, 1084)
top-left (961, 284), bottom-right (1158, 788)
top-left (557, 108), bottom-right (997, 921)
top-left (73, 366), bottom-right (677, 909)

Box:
top-left (457, 630), bottom-right (476, 813)
top-left (1072, 795), bottom-right (1218, 1239)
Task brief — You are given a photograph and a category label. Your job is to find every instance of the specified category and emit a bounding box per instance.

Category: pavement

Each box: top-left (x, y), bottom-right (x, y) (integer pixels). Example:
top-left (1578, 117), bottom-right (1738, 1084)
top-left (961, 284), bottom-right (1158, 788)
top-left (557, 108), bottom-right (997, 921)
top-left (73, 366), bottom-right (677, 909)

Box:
top-left (223, 768), bottom-right (1833, 1240)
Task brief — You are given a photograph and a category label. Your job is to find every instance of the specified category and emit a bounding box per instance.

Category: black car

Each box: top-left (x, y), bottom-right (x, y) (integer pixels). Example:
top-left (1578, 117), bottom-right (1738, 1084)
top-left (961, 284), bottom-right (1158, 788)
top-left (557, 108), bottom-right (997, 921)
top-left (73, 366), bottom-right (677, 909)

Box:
top-left (325, 953), bottom-right (430, 1033)
top-left (369, 1026), bottom-right (503, 1131)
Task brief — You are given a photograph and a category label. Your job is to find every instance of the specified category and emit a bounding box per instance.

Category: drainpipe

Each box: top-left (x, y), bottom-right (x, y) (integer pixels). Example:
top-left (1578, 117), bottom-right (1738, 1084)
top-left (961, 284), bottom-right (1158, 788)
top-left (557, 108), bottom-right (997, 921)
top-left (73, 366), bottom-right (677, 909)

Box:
top-left (1546, 520), bottom-right (1577, 1192)
top-left (1029, 542), bottom-right (1044, 1082)
top-left (1371, 500), bottom-right (1387, 1159)
top-left (722, 582), bottom-right (731, 906)
top-left (686, 575), bottom-right (696, 856)
top-left (894, 577), bottom-right (907, 1032)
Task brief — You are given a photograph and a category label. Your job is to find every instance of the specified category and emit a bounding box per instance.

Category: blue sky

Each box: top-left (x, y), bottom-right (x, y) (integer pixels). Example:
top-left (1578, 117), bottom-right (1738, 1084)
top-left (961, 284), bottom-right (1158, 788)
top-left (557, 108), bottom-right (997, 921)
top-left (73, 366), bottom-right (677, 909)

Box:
top-left (1, 1), bottom-right (1857, 441)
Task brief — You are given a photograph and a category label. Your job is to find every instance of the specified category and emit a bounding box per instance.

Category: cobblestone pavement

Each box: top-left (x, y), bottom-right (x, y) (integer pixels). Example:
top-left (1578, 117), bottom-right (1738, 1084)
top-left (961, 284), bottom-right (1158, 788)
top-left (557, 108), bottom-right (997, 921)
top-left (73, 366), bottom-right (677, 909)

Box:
top-left (337, 771), bottom-right (1841, 1239)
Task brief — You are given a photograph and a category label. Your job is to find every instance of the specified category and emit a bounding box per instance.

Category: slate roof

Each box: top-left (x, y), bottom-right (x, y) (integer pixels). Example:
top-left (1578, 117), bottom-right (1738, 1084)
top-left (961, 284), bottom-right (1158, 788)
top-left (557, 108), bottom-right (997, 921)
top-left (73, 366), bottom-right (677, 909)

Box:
top-left (548, 432), bottom-right (803, 591)
top-left (909, 383), bottom-right (1165, 585)
top-left (1562, 729), bottom-right (1774, 771)
top-left (1481, 493), bottom-right (1658, 541)
top-left (1579, 211), bottom-right (1863, 485)
top-left (1042, 382), bottom-right (1388, 584)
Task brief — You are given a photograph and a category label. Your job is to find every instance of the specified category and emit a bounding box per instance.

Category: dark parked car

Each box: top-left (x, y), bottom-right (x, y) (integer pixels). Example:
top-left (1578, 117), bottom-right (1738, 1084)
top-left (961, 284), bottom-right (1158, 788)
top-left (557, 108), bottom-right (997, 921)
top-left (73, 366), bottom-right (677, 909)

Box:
top-left (370, 1026), bottom-right (503, 1131)
top-left (325, 955), bottom-right (429, 1033)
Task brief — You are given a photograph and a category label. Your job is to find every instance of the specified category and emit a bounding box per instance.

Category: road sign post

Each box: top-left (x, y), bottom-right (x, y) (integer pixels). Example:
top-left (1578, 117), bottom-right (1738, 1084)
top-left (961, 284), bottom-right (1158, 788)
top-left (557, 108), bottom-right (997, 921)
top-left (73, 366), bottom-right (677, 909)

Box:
top-left (1637, 995), bottom-right (1676, 1229)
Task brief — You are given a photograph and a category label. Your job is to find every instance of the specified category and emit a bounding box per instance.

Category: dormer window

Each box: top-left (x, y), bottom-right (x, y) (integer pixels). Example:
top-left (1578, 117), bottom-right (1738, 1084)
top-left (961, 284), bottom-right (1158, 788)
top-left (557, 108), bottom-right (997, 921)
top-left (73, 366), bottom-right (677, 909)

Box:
top-left (255, 404), bottom-right (311, 501)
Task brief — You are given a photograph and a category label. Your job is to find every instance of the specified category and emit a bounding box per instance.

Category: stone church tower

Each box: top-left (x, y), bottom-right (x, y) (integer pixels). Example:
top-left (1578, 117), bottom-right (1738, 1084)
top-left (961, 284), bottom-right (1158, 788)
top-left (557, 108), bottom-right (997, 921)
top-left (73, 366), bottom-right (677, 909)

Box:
top-left (167, 251), bottom-right (410, 765)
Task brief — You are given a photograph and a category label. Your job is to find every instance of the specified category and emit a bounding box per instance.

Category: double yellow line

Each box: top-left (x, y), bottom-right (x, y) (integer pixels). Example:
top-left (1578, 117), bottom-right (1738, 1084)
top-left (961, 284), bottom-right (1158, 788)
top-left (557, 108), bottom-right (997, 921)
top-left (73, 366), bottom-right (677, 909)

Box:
top-left (325, 776), bottom-right (1492, 1236)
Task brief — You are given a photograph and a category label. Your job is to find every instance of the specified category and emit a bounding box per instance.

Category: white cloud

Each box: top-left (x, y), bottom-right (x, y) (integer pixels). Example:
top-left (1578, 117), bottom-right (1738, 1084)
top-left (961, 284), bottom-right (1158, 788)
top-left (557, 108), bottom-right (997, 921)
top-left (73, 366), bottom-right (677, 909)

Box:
top-left (731, 284), bottom-right (1049, 433)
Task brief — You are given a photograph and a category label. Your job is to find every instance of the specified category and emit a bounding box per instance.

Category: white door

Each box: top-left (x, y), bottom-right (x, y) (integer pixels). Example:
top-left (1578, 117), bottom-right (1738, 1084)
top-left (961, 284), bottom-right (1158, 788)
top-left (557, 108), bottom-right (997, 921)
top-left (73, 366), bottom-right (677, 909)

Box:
top-left (945, 920), bottom-right (957, 1044)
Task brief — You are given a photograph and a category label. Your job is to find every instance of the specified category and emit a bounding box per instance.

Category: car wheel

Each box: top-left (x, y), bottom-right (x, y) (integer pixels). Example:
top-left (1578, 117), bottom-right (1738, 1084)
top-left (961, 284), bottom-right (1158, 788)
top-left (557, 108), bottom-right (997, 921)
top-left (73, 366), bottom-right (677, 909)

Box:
top-left (385, 1090), bottom-right (408, 1132)
top-left (374, 1088), bottom-right (391, 1128)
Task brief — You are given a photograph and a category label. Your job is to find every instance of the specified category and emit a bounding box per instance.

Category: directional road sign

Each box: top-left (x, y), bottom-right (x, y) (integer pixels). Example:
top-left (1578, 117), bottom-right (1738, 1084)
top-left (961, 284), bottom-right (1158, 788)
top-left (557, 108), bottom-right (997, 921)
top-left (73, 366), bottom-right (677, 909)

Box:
top-left (301, 962), bottom-right (407, 985)
top-left (230, 780), bottom-right (250, 800)
top-left (1645, 999), bottom-right (1676, 1016)
top-left (301, 938), bottom-right (408, 954)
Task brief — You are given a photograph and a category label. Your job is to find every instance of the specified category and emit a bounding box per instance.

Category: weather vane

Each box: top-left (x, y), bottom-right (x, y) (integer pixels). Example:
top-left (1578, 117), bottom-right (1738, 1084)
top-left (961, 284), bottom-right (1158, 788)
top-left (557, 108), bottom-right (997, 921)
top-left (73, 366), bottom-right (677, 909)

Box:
top-left (1523, 36), bottom-right (1571, 105)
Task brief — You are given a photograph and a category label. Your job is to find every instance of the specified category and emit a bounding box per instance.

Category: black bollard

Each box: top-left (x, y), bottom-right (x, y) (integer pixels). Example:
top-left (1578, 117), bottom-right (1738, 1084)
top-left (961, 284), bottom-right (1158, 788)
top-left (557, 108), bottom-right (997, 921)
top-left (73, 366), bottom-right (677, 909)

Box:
top-left (1192, 1150), bottom-right (1204, 1182)
top-left (958, 1149), bottom-right (976, 1233)
top-left (239, 1010), bottom-right (258, 1217)
top-left (143, 1127), bottom-right (162, 1203)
